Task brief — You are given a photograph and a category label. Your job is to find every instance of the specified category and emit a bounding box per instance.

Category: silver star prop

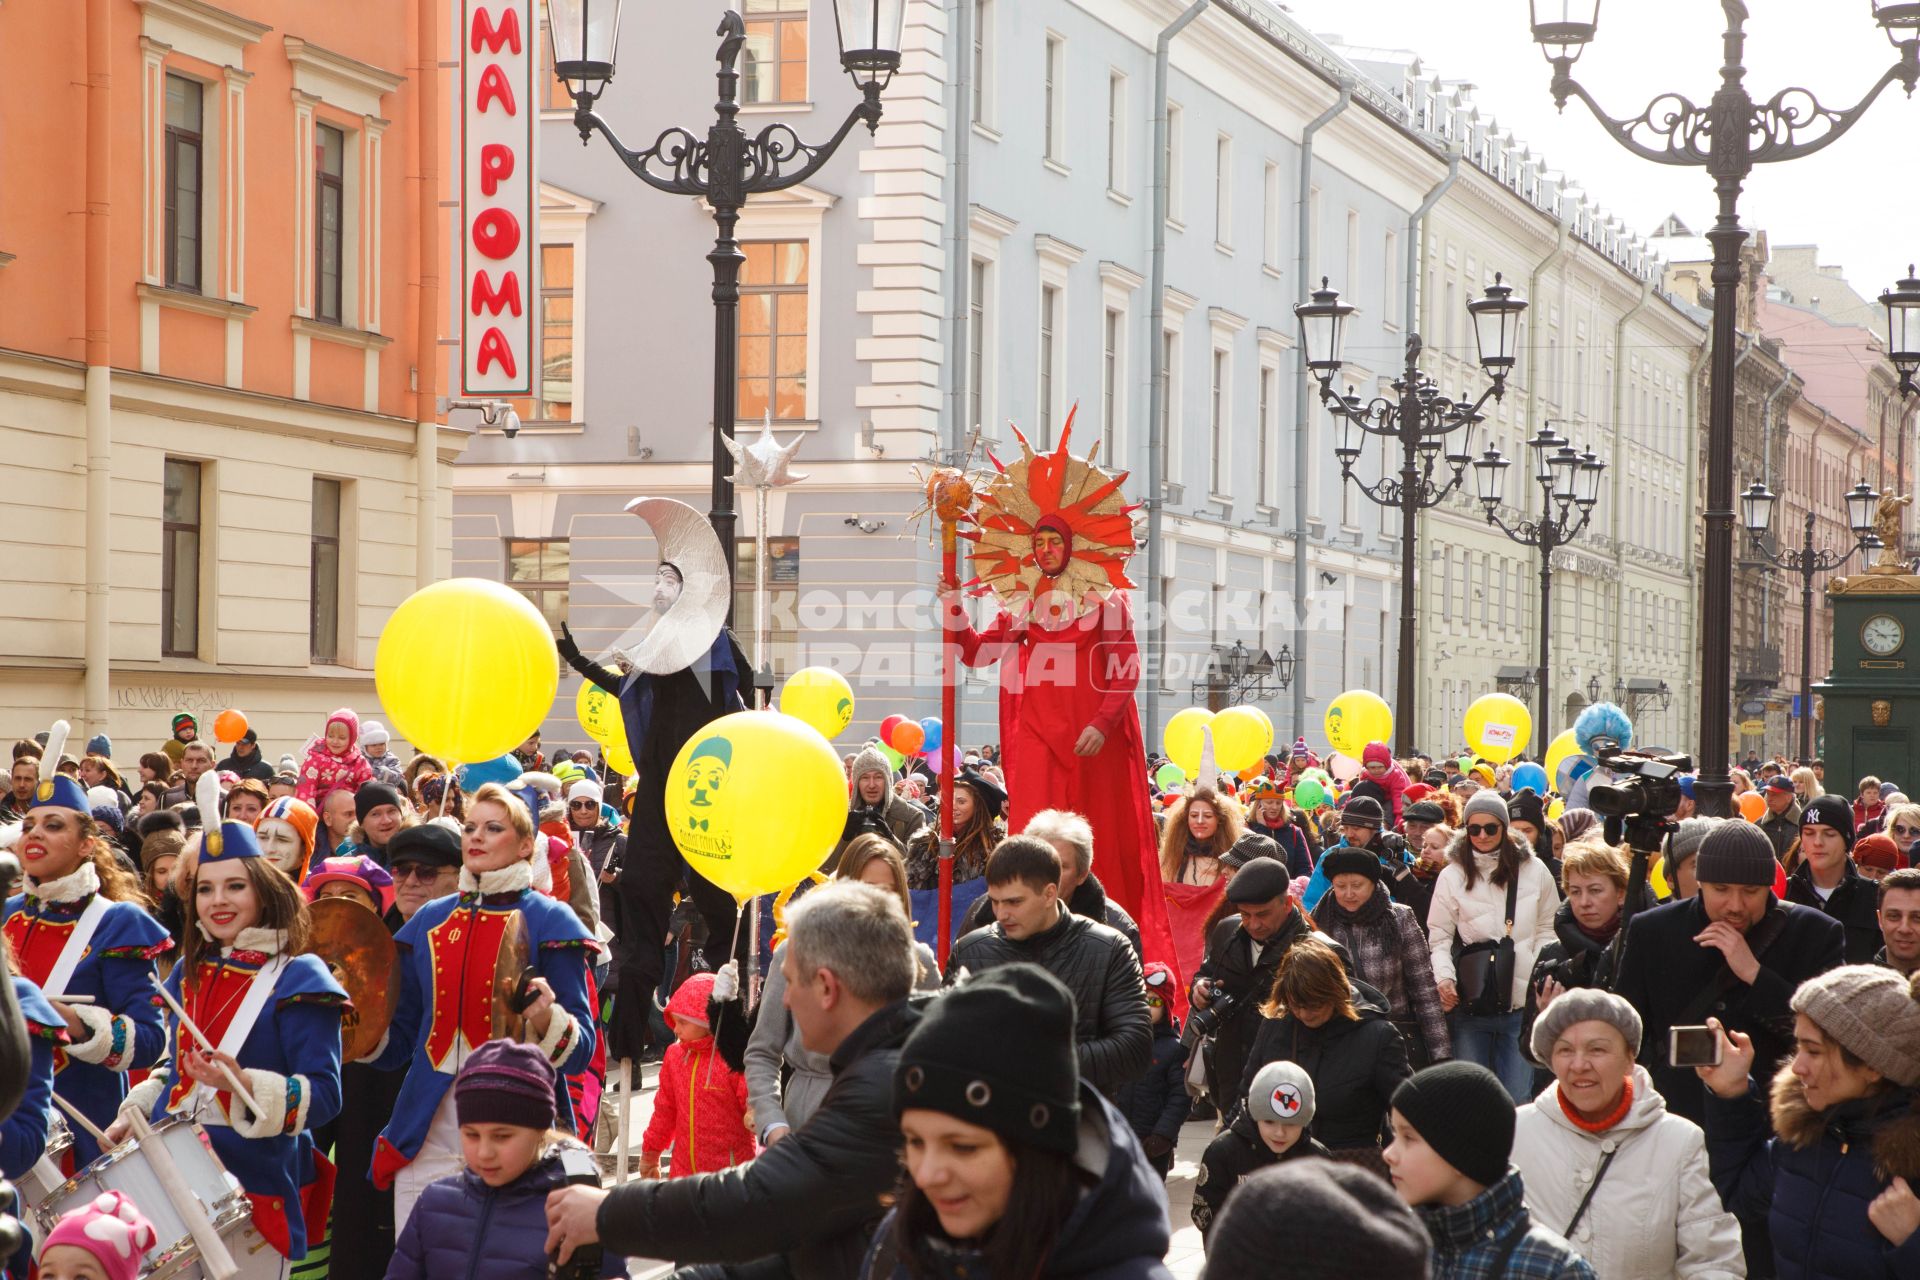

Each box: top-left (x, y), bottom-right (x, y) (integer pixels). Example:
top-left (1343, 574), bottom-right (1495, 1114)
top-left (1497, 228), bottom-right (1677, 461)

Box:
top-left (723, 415), bottom-right (809, 489)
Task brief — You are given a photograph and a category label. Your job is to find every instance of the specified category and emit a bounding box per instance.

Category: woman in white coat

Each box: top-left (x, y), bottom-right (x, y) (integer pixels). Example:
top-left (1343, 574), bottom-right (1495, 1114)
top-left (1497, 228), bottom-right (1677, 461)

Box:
top-left (1426, 790), bottom-right (1559, 1101)
top-left (1512, 988), bottom-right (1744, 1280)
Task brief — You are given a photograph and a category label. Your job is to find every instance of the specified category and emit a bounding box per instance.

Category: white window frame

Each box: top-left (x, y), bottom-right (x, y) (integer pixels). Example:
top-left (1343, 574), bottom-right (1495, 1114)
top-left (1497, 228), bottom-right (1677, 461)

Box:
top-left (1165, 101), bottom-right (1184, 228)
top-left (1214, 133), bottom-right (1233, 252)
top-left (1106, 70), bottom-right (1127, 199)
top-left (1043, 31), bottom-right (1067, 169)
top-left (1383, 229), bottom-right (1400, 329)
top-left (1034, 233), bottom-right (1082, 447)
top-left (1161, 286), bottom-right (1196, 491)
top-left (1208, 307), bottom-right (1246, 501)
top-left (1345, 209), bottom-right (1360, 313)
top-left (1262, 161), bottom-right (1281, 275)
top-left (1099, 260), bottom-right (1142, 470)
top-left (968, 206), bottom-right (1012, 444)
top-left (1254, 326), bottom-right (1292, 511)
top-left (721, 182), bottom-right (835, 427)
top-left (517, 183), bottom-right (598, 429)
top-left (971, 0), bottom-right (996, 130)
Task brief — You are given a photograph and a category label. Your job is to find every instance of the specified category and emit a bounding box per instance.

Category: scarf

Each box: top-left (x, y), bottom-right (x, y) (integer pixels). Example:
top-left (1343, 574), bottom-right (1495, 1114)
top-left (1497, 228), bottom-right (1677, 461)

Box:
top-left (26, 860), bottom-right (101, 905)
top-left (1557, 1076), bottom-right (1634, 1133)
top-left (1573, 911), bottom-right (1623, 948)
top-left (458, 859), bottom-right (535, 896)
top-left (1316, 883), bottom-right (1392, 927)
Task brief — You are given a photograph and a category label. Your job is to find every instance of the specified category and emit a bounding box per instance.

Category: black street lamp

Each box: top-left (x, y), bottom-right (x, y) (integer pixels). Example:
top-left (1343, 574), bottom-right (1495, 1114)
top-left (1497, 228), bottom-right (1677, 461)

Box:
top-left (1741, 478), bottom-right (1880, 760)
top-left (1296, 276), bottom-right (1526, 755)
top-left (551, 0), bottom-right (905, 621)
top-left (1529, 0), bottom-right (1919, 816)
top-left (1881, 266), bottom-right (1920, 399)
top-left (1190, 640), bottom-right (1295, 709)
top-left (1473, 423), bottom-right (1607, 740)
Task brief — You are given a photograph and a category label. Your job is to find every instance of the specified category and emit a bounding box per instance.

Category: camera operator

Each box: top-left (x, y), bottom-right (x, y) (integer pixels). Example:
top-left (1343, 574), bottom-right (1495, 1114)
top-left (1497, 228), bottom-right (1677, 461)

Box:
top-left (1187, 857), bottom-right (1313, 1110)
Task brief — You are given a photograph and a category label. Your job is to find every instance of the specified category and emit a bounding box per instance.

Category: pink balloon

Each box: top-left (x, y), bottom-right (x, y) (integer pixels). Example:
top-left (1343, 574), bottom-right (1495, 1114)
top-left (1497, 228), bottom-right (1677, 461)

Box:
top-left (1328, 752), bottom-right (1362, 784)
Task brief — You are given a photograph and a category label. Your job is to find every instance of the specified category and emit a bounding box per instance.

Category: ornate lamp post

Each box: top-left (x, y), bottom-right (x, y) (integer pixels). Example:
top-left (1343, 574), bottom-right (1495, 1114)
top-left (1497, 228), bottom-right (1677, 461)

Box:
top-left (1296, 275), bottom-right (1527, 755)
top-left (1528, 0), bottom-right (1920, 815)
top-left (1740, 478), bottom-right (1880, 759)
top-left (550, 0), bottom-right (906, 615)
top-left (1882, 266), bottom-right (1920, 400)
top-left (1472, 424), bottom-right (1607, 739)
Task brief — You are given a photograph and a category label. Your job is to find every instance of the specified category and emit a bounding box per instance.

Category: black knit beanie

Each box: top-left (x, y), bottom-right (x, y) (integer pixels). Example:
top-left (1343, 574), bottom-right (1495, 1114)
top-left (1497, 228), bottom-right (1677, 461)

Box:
top-left (1800, 795), bottom-right (1855, 850)
top-left (1203, 1159), bottom-right (1430, 1280)
top-left (1390, 1062), bottom-right (1514, 1188)
top-left (894, 962), bottom-right (1081, 1154)
top-left (1694, 820), bottom-right (1778, 886)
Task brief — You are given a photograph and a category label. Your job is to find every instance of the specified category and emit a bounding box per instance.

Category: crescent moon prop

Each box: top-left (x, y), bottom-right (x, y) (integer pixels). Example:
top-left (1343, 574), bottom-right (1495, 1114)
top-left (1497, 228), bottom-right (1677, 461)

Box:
top-left (621, 496), bottom-right (732, 675)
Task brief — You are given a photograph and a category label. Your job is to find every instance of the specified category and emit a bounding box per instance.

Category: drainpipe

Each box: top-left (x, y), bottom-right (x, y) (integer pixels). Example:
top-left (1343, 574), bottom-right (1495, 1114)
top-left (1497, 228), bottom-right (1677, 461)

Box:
top-left (412, 0), bottom-right (440, 587)
top-left (1402, 147), bottom-right (1458, 751)
top-left (1285, 81), bottom-right (1351, 746)
top-left (947, 0), bottom-right (971, 466)
top-left (83, 0), bottom-right (112, 739)
top-left (1607, 277), bottom-right (1654, 731)
top-left (1144, 0), bottom-right (1210, 750)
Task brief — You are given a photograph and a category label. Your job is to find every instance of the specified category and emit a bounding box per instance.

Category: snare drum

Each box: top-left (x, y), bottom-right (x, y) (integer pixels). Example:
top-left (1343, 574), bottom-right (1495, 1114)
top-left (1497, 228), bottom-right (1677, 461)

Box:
top-left (32, 1119), bottom-right (272, 1279)
top-left (16, 1112), bottom-right (71, 1211)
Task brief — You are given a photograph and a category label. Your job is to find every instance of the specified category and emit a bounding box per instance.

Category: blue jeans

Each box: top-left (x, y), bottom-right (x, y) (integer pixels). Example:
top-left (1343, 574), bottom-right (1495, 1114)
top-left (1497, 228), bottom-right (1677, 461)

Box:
top-left (1448, 1010), bottom-right (1532, 1103)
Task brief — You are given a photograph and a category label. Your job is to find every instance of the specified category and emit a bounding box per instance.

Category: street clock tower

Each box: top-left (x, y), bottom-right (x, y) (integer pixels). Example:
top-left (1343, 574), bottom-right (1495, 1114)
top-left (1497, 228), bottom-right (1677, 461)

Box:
top-left (1815, 495), bottom-right (1920, 784)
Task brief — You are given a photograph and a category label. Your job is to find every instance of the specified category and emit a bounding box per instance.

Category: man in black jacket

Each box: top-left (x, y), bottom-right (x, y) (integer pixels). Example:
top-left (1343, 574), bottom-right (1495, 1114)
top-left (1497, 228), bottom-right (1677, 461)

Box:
top-left (1784, 794), bottom-right (1883, 963)
top-left (1189, 857), bottom-right (1314, 1109)
top-left (948, 835), bottom-right (1150, 1092)
top-left (1613, 820), bottom-right (1843, 1125)
top-left (543, 882), bottom-right (921, 1279)
top-left (955, 809), bottom-right (1143, 955)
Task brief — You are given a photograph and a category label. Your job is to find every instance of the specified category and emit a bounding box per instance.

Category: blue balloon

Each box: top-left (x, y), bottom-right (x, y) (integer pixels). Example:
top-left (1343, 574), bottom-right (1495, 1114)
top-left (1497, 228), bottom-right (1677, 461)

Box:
top-left (1510, 762), bottom-right (1549, 795)
top-left (919, 716), bottom-right (943, 754)
top-left (457, 754), bottom-right (522, 790)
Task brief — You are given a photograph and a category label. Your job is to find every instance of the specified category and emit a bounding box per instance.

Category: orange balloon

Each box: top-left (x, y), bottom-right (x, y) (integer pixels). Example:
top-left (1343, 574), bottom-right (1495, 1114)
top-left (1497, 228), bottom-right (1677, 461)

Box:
top-left (213, 709), bottom-right (249, 744)
top-left (1737, 791), bottom-right (1767, 823)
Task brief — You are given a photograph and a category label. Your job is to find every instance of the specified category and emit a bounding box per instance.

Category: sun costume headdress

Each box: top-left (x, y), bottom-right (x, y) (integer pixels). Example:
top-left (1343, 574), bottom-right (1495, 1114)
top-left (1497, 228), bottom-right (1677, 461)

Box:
top-left (965, 405), bottom-right (1139, 618)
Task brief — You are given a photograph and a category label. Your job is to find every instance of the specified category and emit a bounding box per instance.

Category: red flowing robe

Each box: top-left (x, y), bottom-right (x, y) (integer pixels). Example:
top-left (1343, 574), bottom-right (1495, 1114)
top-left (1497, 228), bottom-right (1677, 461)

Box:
top-left (951, 591), bottom-right (1184, 1012)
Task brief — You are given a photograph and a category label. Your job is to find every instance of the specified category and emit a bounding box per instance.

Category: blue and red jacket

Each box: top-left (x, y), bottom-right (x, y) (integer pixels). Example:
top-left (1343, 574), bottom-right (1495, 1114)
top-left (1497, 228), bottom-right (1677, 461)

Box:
top-left (3, 976), bottom-right (64, 1280)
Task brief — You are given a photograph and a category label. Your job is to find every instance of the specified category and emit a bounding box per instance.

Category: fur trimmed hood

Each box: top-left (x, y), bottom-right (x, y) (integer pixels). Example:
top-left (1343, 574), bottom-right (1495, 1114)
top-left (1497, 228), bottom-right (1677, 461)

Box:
top-left (1768, 1062), bottom-right (1920, 1182)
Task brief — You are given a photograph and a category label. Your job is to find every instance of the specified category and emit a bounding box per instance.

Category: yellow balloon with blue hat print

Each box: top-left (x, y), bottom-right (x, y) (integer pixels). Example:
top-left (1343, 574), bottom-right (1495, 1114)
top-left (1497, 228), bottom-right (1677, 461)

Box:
top-left (1324, 690), bottom-right (1392, 758)
top-left (778, 666), bottom-right (857, 741)
top-left (665, 710), bottom-right (848, 900)
top-left (576, 680), bottom-right (622, 745)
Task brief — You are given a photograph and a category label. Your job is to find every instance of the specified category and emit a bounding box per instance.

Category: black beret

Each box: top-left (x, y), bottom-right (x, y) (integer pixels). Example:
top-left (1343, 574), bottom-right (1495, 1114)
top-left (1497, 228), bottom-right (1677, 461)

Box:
top-left (1403, 800), bottom-right (1446, 825)
top-left (1319, 847), bottom-right (1381, 883)
top-left (1226, 856), bottom-right (1292, 904)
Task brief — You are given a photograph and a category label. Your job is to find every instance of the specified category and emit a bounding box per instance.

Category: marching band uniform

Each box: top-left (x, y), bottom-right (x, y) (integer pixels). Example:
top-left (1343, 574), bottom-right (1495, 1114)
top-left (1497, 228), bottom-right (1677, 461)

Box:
top-left (371, 855), bottom-right (597, 1226)
top-left (3, 976), bottom-right (63, 1280)
top-left (122, 821), bottom-right (348, 1269)
top-left (2, 772), bottom-right (171, 1167)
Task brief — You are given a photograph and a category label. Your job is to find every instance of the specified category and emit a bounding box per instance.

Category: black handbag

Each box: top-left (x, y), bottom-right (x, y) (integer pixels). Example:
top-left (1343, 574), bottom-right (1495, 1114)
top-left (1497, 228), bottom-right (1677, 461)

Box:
top-left (1452, 875), bottom-right (1520, 1017)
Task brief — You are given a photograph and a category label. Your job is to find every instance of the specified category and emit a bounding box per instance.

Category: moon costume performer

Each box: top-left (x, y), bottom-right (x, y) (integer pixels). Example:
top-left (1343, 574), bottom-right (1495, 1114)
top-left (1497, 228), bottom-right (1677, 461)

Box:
top-left (946, 412), bottom-right (1183, 993)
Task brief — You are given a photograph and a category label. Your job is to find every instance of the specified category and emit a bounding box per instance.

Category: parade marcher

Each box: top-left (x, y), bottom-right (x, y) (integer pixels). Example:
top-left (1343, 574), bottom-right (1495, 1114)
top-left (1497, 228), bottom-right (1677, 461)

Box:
top-left (948, 834), bottom-right (1151, 1093)
top-left (543, 882), bottom-right (923, 1279)
top-left (159, 711), bottom-right (198, 767)
top-left (301, 853), bottom-right (393, 915)
top-left (372, 783), bottom-right (598, 1231)
top-left (904, 766), bottom-right (1005, 889)
top-left (837, 742), bottom-right (928, 859)
top-left (1879, 868), bottom-right (1920, 976)
top-left (1112, 961), bottom-right (1190, 1178)
top-left (294, 709), bottom-right (376, 805)
top-left (1315, 845), bottom-right (1452, 1068)
top-left (639, 971), bottom-right (755, 1178)
top-left (1188, 857), bottom-right (1314, 1110)
top-left (219, 728), bottom-right (276, 784)
top-left (1302, 795), bottom-right (1431, 924)
top-left (1699, 965), bottom-right (1920, 1280)
top-left (1427, 791), bottom-right (1560, 1103)
top-left (1241, 778), bottom-right (1315, 879)
top-left (1759, 776), bottom-right (1803, 862)
top-left (1386, 1061), bottom-right (1597, 1280)
top-left (3, 742), bottom-right (172, 1167)
top-left (257, 796), bottom-right (320, 883)
top-left (108, 814), bottom-right (347, 1273)
top-left (1236, 936), bottom-right (1410, 1174)
top-left (1511, 990), bottom-right (1744, 1280)
top-left (1613, 820), bottom-right (1845, 1125)
top-left (2, 966), bottom-right (62, 1280)
top-left (862, 962), bottom-right (1174, 1280)
top-left (1192, 1060), bottom-right (1331, 1243)
top-left (1785, 795), bottom-right (1884, 964)
top-left (1199, 1158), bottom-right (1431, 1280)
top-left (1521, 841), bottom-right (1630, 1066)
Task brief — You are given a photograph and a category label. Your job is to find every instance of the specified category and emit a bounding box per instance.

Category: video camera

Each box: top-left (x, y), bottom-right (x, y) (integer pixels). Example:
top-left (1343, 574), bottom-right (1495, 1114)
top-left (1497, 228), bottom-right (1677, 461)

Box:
top-left (1586, 738), bottom-right (1693, 832)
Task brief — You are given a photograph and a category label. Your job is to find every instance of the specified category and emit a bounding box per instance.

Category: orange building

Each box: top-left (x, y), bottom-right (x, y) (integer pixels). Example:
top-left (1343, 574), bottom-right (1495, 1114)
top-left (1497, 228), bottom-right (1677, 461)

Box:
top-left (0, 0), bottom-right (467, 750)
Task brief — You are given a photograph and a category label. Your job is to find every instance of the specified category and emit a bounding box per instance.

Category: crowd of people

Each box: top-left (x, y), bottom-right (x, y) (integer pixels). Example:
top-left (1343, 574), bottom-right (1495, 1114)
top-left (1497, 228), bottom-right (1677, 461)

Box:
top-left (5, 708), bottom-right (1920, 1280)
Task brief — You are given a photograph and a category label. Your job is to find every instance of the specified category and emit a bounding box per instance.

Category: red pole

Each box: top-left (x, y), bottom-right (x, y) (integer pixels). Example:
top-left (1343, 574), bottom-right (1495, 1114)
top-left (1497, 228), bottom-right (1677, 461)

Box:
top-left (937, 517), bottom-right (958, 967)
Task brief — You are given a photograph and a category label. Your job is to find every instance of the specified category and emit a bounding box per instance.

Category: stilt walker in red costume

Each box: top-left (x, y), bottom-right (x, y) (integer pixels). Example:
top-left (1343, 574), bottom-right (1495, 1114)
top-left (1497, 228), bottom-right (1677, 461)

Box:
top-left (943, 408), bottom-right (1183, 1005)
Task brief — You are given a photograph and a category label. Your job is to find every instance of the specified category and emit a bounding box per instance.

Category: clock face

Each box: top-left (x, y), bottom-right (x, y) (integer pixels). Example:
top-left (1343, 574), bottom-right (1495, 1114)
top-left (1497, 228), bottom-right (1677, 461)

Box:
top-left (1862, 614), bottom-right (1905, 657)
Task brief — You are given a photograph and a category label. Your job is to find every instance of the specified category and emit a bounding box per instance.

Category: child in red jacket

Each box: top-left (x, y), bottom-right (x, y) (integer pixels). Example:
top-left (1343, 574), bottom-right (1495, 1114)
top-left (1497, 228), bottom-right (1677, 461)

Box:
top-left (641, 972), bottom-right (756, 1178)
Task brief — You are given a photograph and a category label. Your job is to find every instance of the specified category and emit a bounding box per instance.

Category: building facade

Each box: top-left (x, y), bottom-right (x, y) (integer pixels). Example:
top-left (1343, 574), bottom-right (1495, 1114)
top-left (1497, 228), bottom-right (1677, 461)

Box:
top-left (0, 0), bottom-right (465, 751)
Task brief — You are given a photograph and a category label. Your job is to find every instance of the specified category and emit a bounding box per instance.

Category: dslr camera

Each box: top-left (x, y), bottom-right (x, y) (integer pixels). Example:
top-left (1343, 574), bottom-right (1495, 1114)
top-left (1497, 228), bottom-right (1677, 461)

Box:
top-left (1585, 738), bottom-right (1692, 823)
top-left (1182, 986), bottom-right (1239, 1047)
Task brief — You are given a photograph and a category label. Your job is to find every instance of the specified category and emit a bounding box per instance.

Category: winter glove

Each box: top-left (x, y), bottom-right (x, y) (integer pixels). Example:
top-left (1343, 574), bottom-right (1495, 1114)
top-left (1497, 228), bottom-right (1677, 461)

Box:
top-left (557, 621), bottom-right (583, 663)
top-left (1141, 1134), bottom-right (1175, 1160)
top-left (711, 959), bottom-right (741, 1003)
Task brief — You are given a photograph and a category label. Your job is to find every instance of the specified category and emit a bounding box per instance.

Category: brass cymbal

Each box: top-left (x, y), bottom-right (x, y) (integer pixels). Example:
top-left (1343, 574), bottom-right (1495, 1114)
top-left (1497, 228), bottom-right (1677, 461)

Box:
top-left (305, 896), bottom-right (397, 1062)
top-left (491, 909), bottom-right (533, 1043)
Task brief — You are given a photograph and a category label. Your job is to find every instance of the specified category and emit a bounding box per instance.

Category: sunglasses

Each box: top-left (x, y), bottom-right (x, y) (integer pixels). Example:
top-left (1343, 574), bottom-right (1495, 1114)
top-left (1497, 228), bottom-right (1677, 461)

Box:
top-left (1145, 994), bottom-right (1166, 1010)
top-left (1895, 824), bottom-right (1920, 837)
top-left (1465, 822), bottom-right (1503, 837)
top-left (569, 800), bottom-right (599, 810)
top-left (390, 863), bottom-right (450, 882)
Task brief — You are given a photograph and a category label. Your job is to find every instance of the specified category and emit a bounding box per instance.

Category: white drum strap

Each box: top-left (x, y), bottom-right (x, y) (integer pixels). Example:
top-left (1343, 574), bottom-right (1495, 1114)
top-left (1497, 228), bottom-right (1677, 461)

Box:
top-left (184, 956), bottom-right (288, 1125)
top-left (42, 894), bottom-right (110, 997)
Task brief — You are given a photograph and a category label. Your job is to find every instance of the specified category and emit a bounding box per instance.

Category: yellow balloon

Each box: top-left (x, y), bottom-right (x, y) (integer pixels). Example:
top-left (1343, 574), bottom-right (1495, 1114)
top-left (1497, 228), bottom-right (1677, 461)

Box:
top-left (1163, 708), bottom-right (1215, 775)
top-left (376, 579), bottom-right (557, 763)
top-left (576, 681), bottom-right (621, 745)
top-left (1212, 706), bottom-right (1275, 773)
top-left (1544, 729), bottom-right (1581, 785)
top-left (604, 735), bottom-right (635, 775)
top-left (1463, 693), bottom-right (1533, 765)
top-left (1650, 856), bottom-right (1671, 899)
top-left (778, 667), bottom-right (856, 741)
top-left (1325, 690), bottom-right (1392, 758)
top-left (1546, 797), bottom-right (1565, 822)
top-left (665, 710), bottom-right (849, 900)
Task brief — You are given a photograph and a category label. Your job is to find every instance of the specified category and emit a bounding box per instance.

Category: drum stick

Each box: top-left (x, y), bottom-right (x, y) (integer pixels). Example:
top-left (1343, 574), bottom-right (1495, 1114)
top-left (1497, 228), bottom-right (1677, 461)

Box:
top-left (49, 1091), bottom-right (112, 1147)
top-left (149, 978), bottom-right (263, 1117)
top-left (127, 1108), bottom-right (240, 1280)
top-left (42, 993), bottom-right (95, 1004)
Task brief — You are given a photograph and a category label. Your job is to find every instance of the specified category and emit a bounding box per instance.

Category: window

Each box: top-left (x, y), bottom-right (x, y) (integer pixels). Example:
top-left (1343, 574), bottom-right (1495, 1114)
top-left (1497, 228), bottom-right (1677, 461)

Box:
top-left (162, 459), bottom-right (202, 658)
top-left (1258, 365), bottom-right (1274, 506)
top-left (1160, 328), bottom-right (1179, 485)
top-left (164, 75), bottom-right (204, 292)
top-left (1165, 102), bottom-right (1183, 225)
top-left (1043, 34), bottom-right (1065, 164)
top-left (508, 243), bottom-right (577, 423)
top-left (1262, 162), bottom-right (1281, 270)
top-left (1039, 283), bottom-right (1060, 445)
top-left (1383, 230), bottom-right (1400, 327)
top-left (1215, 135), bottom-right (1232, 248)
top-left (742, 0), bottom-right (808, 105)
top-left (1107, 72), bottom-right (1126, 194)
top-left (969, 258), bottom-right (988, 433)
top-left (506, 538), bottom-right (570, 633)
top-left (737, 240), bottom-right (808, 422)
top-left (1345, 210), bottom-right (1360, 305)
top-left (1102, 307), bottom-right (1121, 463)
top-left (315, 124), bottom-right (345, 324)
top-left (1210, 348), bottom-right (1228, 494)
top-left (310, 478), bottom-right (342, 663)
top-left (971, 0), bottom-right (994, 126)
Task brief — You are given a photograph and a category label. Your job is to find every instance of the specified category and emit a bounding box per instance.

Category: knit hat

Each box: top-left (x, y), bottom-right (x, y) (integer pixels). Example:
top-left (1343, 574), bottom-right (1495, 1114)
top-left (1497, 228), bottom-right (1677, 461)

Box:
top-left (1225, 856), bottom-right (1292, 904)
top-left (303, 854), bottom-right (396, 908)
top-left (140, 827), bottom-right (186, 873)
top-left (1790, 965), bottom-right (1920, 1087)
top-left (1201, 1160), bottom-right (1430, 1280)
top-left (1507, 788), bottom-right (1546, 831)
top-left (387, 821), bottom-right (462, 869)
top-left (361, 722), bottom-right (391, 748)
top-left (1694, 820), bottom-right (1778, 887)
top-left (1855, 833), bottom-right (1902, 874)
top-left (1347, 779), bottom-right (1390, 812)
top-left (1390, 1062), bottom-right (1515, 1188)
top-left (1319, 846), bottom-right (1381, 883)
top-left (894, 963), bottom-right (1082, 1154)
top-left (258, 797), bottom-right (319, 865)
top-left (1340, 795), bottom-right (1386, 829)
top-left (1462, 790), bottom-right (1510, 831)
top-left (86, 784), bottom-right (120, 813)
top-left (454, 1038), bottom-right (558, 1130)
top-left (39, 1190), bottom-right (159, 1280)
top-left (850, 743), bottom-right (893, 786)
top-left (354, 782), bottom-right (405, 825)
top-left (1665, 817), bottom-right (1720, 875)
top-left (1528, 987), bottom-right (1643, 1063)
top-left (86, 733), bottom-right (112, 758)
top-left (1801, 795), bottom-right (1855, 849)
top-left (1221, 830), bottom-right (1277, 871)
top-left (1290, 738), bottom-right (1311, 759)
top-left (1404, 800), bottom-right (1446, 825)
top-left (567, 778), bottom-right (604, 806)
top-left (1248, 1060), bottom-right (1316, 1127)
top-left (171, 712), bottom-right (197, 735)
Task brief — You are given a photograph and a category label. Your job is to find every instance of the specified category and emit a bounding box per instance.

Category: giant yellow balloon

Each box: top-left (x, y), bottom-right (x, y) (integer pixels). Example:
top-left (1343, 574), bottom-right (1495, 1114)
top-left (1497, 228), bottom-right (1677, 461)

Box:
top-left (1163, 707), bottom-right (1215, 775)
top-left (1212, 706), bottom-right (1274, 773)
top-left (1325, 690), bottom-right (1392, 758)
top-left (778, 667), bottom-right (856, 741)
top-left (375, 579), bottom-right (557, 763)
top-left (576, 681), bottom-right (621, 746)
top-left (666, 711), bottom-right (848, 900)
top-left (604, 735), bottom-right (635, 776)
top-left (1464, 693), bottom-right (1533, 765)
top-left (1544, 729), bottom-right (1581, 785)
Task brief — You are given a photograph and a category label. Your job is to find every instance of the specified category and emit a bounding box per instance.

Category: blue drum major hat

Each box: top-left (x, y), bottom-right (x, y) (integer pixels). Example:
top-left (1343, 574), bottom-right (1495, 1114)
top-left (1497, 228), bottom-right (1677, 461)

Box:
top-left (195, 770), bottom-right (264, 864)
top-left (29, 719), bottom-right (90, 813)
